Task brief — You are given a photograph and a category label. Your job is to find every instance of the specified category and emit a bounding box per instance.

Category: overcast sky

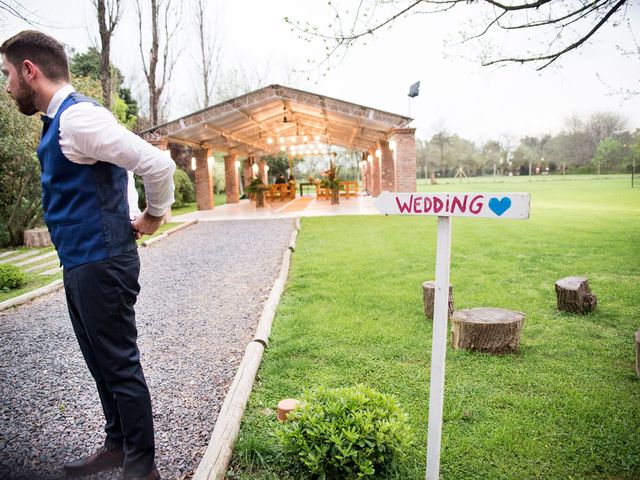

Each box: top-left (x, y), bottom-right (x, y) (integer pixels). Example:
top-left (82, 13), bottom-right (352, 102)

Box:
top-left (3, 0), bottom-right (639, 145)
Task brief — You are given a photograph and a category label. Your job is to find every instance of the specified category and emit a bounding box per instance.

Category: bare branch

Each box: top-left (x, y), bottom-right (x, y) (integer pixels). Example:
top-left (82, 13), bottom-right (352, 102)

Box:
top-left (0, 0), bottom-right (58, 28)
top-left (483, 0), bottom-right (628, 69)
top-left (290, 0), bottom-right (633, 72)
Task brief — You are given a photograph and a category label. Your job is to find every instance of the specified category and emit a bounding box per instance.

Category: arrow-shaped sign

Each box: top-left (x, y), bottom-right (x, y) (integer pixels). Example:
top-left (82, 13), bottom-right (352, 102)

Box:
top-left (374, 191), bottom-right (530, 219)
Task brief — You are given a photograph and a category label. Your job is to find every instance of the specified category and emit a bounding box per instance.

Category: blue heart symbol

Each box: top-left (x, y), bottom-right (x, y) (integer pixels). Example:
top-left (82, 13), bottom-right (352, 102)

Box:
top-left (488, 197), bottom-right (511, 216)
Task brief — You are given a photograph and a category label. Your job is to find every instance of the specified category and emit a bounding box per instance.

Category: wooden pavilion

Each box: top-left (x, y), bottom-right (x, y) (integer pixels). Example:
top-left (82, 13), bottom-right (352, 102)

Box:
top-left (142, 84), bottom-right (416, 209)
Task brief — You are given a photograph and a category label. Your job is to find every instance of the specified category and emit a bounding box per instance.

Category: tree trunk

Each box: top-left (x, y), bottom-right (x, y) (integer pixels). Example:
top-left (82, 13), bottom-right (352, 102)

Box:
top-left (255, 190), bottom-right (265, 208)
top-left (97, 0), bottom-right (112, 109)
top-left (23, 228), bottom-right (52, 248)
top-left (451, 307), bottom-right (525, 354)
top-left (555, 276), bottom-right (597, 314)
top-left (421, 281), bottom-right (453, 320)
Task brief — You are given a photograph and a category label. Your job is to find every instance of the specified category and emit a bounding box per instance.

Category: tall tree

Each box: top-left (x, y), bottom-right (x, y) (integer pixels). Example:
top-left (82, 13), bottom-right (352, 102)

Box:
top-left (585, 112), bottom-right (627, 154)
top-left (431, 130), bottom-right (451, 176)
top-left (135, 0), bottom-right (182, 126)
top-left (287, 0), bottom-right (632, 71)
top-left (592, 137), bottom-right (623, 175)
top-left (481, 140), bottom-right (504, 175)
top-left (193, 0), bottom-right (222, 109)
top-left (70, 48), bottom-right (138, 129)
top-left (92, 0), bottom-right (123, 109)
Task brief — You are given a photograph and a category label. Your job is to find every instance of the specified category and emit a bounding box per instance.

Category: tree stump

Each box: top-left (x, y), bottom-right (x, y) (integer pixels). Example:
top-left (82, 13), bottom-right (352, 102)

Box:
top-left (451, 307), bottom-right (525, 354)
top-left (635, 331), bottom-right (640, 378)
top-left (277, 398), bottom-right (300, 422)
top-left (555, 276), bottom-right (597, 314)
top-left (23, 228), bottom-right (52, 248)
top-left (421, 281), bottom-right (454, 320)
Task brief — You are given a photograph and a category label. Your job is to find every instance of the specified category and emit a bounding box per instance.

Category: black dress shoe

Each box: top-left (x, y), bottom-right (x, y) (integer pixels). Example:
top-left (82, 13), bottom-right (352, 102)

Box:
top-left (122, 465), bottom-right (160, 480)
top-left (63, 446), bottom-right (125, 475)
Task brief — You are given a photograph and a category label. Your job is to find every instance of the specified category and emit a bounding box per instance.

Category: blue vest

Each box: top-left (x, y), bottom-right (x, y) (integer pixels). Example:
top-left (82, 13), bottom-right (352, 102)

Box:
top-left (37, 92), bottom-right (136, 270)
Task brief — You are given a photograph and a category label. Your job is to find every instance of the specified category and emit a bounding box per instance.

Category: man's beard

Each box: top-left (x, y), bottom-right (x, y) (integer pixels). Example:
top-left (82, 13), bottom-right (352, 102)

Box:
top-left (13, 73), bottom-right (38, 116)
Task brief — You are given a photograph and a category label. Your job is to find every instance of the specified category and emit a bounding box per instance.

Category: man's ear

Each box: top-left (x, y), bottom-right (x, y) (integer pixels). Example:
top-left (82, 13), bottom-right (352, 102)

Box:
top-left (21, 59), bottom-right (37, 81)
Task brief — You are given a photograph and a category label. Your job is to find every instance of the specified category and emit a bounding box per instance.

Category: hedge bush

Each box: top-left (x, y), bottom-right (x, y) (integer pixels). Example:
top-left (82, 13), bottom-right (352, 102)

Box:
top-left (173, 168), bottom-right (195, 208)
top-left (276, 385), bottom-right (413, 479)
top-left (0, 264), bottom-right (27, 291)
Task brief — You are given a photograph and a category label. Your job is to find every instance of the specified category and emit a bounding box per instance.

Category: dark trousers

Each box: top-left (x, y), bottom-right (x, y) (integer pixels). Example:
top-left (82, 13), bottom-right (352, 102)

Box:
top-left (63, 250), bottom-right (155, 476)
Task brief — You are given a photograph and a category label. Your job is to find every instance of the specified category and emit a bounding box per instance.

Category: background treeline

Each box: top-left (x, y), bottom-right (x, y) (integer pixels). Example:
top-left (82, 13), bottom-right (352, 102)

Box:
top-left (417, 112), bottom-right (639, 179)
top-left (1, 44), bottom-right (638, 248)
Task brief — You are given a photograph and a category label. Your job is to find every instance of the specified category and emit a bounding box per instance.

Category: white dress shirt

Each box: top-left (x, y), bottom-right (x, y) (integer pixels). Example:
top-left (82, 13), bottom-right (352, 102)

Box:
top-left (46, 85), bottom-right (175, 218)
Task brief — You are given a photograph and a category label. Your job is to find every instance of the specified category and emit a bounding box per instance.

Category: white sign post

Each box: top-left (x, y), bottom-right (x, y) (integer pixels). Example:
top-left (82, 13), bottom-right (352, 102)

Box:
top-left (374, 191), bottom-right (530, 480)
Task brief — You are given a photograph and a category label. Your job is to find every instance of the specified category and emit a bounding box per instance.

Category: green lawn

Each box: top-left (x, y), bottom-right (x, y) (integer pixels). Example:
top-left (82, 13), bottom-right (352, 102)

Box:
top-left (228, 176), bottom-right (640, 479)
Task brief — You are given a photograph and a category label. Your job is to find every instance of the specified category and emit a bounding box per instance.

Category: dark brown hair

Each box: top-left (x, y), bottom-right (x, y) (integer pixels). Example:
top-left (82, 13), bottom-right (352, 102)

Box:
top-left (0, 30), bottom-right (70, 82)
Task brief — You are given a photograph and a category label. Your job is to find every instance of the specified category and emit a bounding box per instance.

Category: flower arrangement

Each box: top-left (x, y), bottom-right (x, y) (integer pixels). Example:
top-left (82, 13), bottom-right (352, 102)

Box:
top-left (245, 177), bottom-right (269, 207)
top-left (320, 159), bottom-right (341, 190)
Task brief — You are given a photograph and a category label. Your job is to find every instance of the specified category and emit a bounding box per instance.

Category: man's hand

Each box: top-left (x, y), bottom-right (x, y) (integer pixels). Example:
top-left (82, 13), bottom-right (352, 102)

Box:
top-left (131, 211), bottom-right (164, 240)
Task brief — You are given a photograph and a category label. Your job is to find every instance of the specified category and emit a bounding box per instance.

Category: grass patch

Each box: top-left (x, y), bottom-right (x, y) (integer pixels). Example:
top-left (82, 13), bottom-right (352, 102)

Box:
top-left (0, 245), bottom-right (61, 303)
top-left (228, 176), bottom-right (640, 479)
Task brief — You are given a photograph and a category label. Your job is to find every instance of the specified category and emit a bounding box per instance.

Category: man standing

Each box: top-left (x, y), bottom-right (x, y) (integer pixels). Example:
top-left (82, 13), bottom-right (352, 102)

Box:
top-left (1, 31), bottom-right (175, 480)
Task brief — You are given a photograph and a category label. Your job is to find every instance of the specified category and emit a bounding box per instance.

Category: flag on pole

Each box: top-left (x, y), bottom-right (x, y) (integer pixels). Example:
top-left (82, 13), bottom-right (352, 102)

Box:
top-left (408, 81), bottom-right (420, 98)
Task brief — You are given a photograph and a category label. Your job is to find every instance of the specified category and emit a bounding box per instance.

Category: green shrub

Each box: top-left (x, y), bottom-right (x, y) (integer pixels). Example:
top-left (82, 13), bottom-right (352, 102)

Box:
top-left (173, 168), bottom-right (195, 208)
top-left (0, 264), bottom-right (27, 291)
top-left (276, 385), bottom-right (413, 479)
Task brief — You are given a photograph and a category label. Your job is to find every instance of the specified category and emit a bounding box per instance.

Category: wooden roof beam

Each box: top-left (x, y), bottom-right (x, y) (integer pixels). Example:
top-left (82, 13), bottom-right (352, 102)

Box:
top-left (347, 117), bottom-right (363, 149)
top-left (237, 107), bottom-right (279, 139)
top-left (204, 123), bottom-right (267, 154)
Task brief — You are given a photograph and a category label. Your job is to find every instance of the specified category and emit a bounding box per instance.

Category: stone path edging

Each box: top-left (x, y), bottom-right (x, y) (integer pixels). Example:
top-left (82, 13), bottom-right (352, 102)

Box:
top-left (0, 279), bottom-right (64, 312)
top-left (192, 216), bottom-right (301, 480)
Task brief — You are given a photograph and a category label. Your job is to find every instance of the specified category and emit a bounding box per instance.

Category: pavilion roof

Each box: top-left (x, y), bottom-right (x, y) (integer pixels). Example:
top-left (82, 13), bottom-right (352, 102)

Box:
top-left (141, 84), bottom-right (412, 156)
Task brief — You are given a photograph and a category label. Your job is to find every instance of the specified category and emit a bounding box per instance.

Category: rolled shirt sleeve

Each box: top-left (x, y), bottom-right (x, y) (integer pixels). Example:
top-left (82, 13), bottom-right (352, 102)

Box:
top-left (59, 102), bottom-right (175, 217)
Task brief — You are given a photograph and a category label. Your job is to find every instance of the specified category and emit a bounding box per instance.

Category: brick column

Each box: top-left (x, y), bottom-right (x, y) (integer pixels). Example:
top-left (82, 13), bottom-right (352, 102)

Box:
top-left (224, 154), bottom-right (239, 203)
top-left (370, 148), bottom-right (381, 197)
top-left (244, 157), bottom-right (254, 187)
top-left (359, 154), bottom-right (368, 194)
top-left (379, 140), bottom-right (395, 192)
top-left (194, 148), bottom-right (214, 210)
top-left (391, 128), bottom-right (417, 192)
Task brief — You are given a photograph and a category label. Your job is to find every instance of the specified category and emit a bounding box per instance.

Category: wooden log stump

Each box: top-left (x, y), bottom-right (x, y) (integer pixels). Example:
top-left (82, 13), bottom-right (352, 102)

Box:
top-left (451, 307), bottom-right (525, 354)
top-left (555, 276), bottom-right (597, 314)
top-left (635, 330), bottom-right (640, 378)
top-left (23, 228), bottom-right (51, 248)
top-left (422, 281), bottom-right (454, 320)
top-left (277, 398), bottom-right (300, 422)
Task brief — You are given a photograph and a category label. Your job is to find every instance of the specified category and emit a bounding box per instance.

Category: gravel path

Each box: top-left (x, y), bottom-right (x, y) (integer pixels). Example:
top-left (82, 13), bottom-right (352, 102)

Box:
top-left (0, 219), bottom-right (295, 480)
